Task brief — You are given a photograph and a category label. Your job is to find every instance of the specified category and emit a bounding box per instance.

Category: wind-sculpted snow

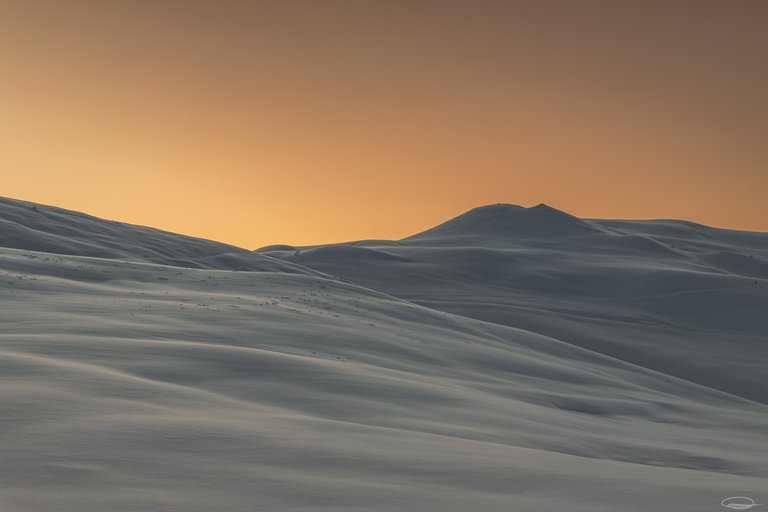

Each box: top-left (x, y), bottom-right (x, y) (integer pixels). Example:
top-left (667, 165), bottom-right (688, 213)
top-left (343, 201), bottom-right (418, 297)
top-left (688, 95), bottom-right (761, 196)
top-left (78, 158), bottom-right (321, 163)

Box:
top-left (404, 202), bottom-right (609, 241)
top-left (1, 198), bottom-right (767, 511)
top-left (0, 197), bottom-right (315, 274)
top-left (263, 203), bottom-right (768, 405)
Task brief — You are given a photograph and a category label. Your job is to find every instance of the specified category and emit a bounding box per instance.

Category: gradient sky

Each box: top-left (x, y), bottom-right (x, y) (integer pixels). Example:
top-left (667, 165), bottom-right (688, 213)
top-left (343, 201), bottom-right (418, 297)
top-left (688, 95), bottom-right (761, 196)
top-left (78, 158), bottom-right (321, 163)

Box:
top-left (1, 1), bottom-right (767, 248)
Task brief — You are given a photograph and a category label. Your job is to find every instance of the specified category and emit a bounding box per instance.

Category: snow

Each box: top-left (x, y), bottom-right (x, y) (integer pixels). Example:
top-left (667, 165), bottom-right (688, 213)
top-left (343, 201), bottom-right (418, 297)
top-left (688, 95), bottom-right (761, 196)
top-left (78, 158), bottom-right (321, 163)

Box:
top-left (0, 197), bottom-right (314, 274)
top-left (1, 197), bottom-right (766, 511)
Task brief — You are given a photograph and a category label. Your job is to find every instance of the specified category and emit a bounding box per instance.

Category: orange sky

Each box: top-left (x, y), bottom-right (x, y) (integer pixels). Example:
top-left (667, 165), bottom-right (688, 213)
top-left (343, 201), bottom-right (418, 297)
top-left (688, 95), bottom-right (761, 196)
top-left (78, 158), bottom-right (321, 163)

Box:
top-left (1, 1), bottom-right (767, 248)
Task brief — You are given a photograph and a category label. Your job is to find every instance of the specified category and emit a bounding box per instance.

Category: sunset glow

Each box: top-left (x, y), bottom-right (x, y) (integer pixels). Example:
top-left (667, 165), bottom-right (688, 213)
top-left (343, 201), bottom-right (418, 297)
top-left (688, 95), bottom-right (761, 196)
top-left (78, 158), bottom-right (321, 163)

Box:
top-left (2, 1), bottom-right (766, 248)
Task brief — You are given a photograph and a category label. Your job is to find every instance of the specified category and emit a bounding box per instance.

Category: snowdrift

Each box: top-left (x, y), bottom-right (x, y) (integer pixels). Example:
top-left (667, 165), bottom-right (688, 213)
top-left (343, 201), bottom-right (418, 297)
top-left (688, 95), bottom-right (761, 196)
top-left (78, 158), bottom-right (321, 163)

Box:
top-left (1, 198), bottom-right (766, 511)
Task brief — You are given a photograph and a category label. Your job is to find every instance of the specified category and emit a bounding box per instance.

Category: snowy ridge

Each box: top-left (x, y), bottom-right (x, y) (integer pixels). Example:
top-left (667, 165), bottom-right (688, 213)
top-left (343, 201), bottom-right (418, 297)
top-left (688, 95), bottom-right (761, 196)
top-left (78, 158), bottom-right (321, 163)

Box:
top-left (405, 203), bottom-right (609, 241)
top-left (264, 203), bottom-right (768, 404)
top-left (1, 197), bottom-right (766, 511)
top-left (0, 197), bottom-right (315, 274)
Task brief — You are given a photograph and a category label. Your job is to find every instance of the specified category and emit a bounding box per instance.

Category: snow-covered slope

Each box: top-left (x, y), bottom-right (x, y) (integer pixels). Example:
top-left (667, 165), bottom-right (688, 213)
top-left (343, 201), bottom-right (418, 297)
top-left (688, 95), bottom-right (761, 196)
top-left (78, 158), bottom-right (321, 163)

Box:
top-left (1, 198), bottom-right (766, 511)
top-left (0, 197), bottom-right (314, 274)
top-left (406, 202), bottom-right (609, 240)
top-left (261, 203), bottom-right (768, 404)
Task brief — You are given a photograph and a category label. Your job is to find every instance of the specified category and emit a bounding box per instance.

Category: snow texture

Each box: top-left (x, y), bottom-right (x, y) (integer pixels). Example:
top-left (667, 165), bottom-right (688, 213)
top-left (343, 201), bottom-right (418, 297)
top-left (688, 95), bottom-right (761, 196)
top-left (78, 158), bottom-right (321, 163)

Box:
top-left (1, 198), bottom-right (766, 511)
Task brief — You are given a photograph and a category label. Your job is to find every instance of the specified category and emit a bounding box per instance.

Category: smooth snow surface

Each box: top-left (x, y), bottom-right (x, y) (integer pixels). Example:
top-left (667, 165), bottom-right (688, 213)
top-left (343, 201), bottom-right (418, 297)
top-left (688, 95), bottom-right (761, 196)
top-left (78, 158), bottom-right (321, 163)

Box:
top-left (0, 197), bottom-right (314, 274)
top-left (2, 198), bottom-right (766, 511)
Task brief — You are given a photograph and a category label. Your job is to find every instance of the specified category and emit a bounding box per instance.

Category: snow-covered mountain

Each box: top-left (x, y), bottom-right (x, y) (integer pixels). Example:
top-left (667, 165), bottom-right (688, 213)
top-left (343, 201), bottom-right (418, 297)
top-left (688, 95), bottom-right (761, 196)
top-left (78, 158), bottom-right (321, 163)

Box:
top-left (261, 203), bottom-right (768, 404)
top-left (1, 197), bottom-right (766, 512)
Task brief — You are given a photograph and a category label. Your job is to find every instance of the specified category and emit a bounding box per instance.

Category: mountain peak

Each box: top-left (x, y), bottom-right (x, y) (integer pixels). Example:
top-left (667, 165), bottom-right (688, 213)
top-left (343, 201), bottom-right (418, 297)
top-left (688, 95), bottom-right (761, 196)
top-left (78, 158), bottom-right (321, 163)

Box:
top-left (405, 202), bottom-right (603, 241)
top-left (467, 202), bottom-right (562, 215)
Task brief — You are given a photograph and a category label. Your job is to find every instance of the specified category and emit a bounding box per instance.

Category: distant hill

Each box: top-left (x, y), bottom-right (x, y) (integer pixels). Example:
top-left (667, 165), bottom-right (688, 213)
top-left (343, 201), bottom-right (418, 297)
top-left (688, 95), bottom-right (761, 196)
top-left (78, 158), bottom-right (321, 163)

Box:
top-left (0, 196), bottom-right (317, 274)
top-left (260, 202), bottom-right (768, 404)
top-left (1, 197), bottom-right (766, 511)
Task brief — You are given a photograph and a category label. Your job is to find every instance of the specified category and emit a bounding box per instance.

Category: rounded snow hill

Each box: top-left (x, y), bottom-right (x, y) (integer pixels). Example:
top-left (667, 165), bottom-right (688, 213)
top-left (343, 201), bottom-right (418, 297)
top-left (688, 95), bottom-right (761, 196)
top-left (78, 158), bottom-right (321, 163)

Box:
top-left (406, 203), bottom-right (608, 242)
top-left (1, 241), bottom-right (766, 512)
top-left (0, 196), bottom-right (315, 274)
top-left (1, 196), bottom-right (767, 511)
top-left (262, 202), bottom-right (768, 404)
